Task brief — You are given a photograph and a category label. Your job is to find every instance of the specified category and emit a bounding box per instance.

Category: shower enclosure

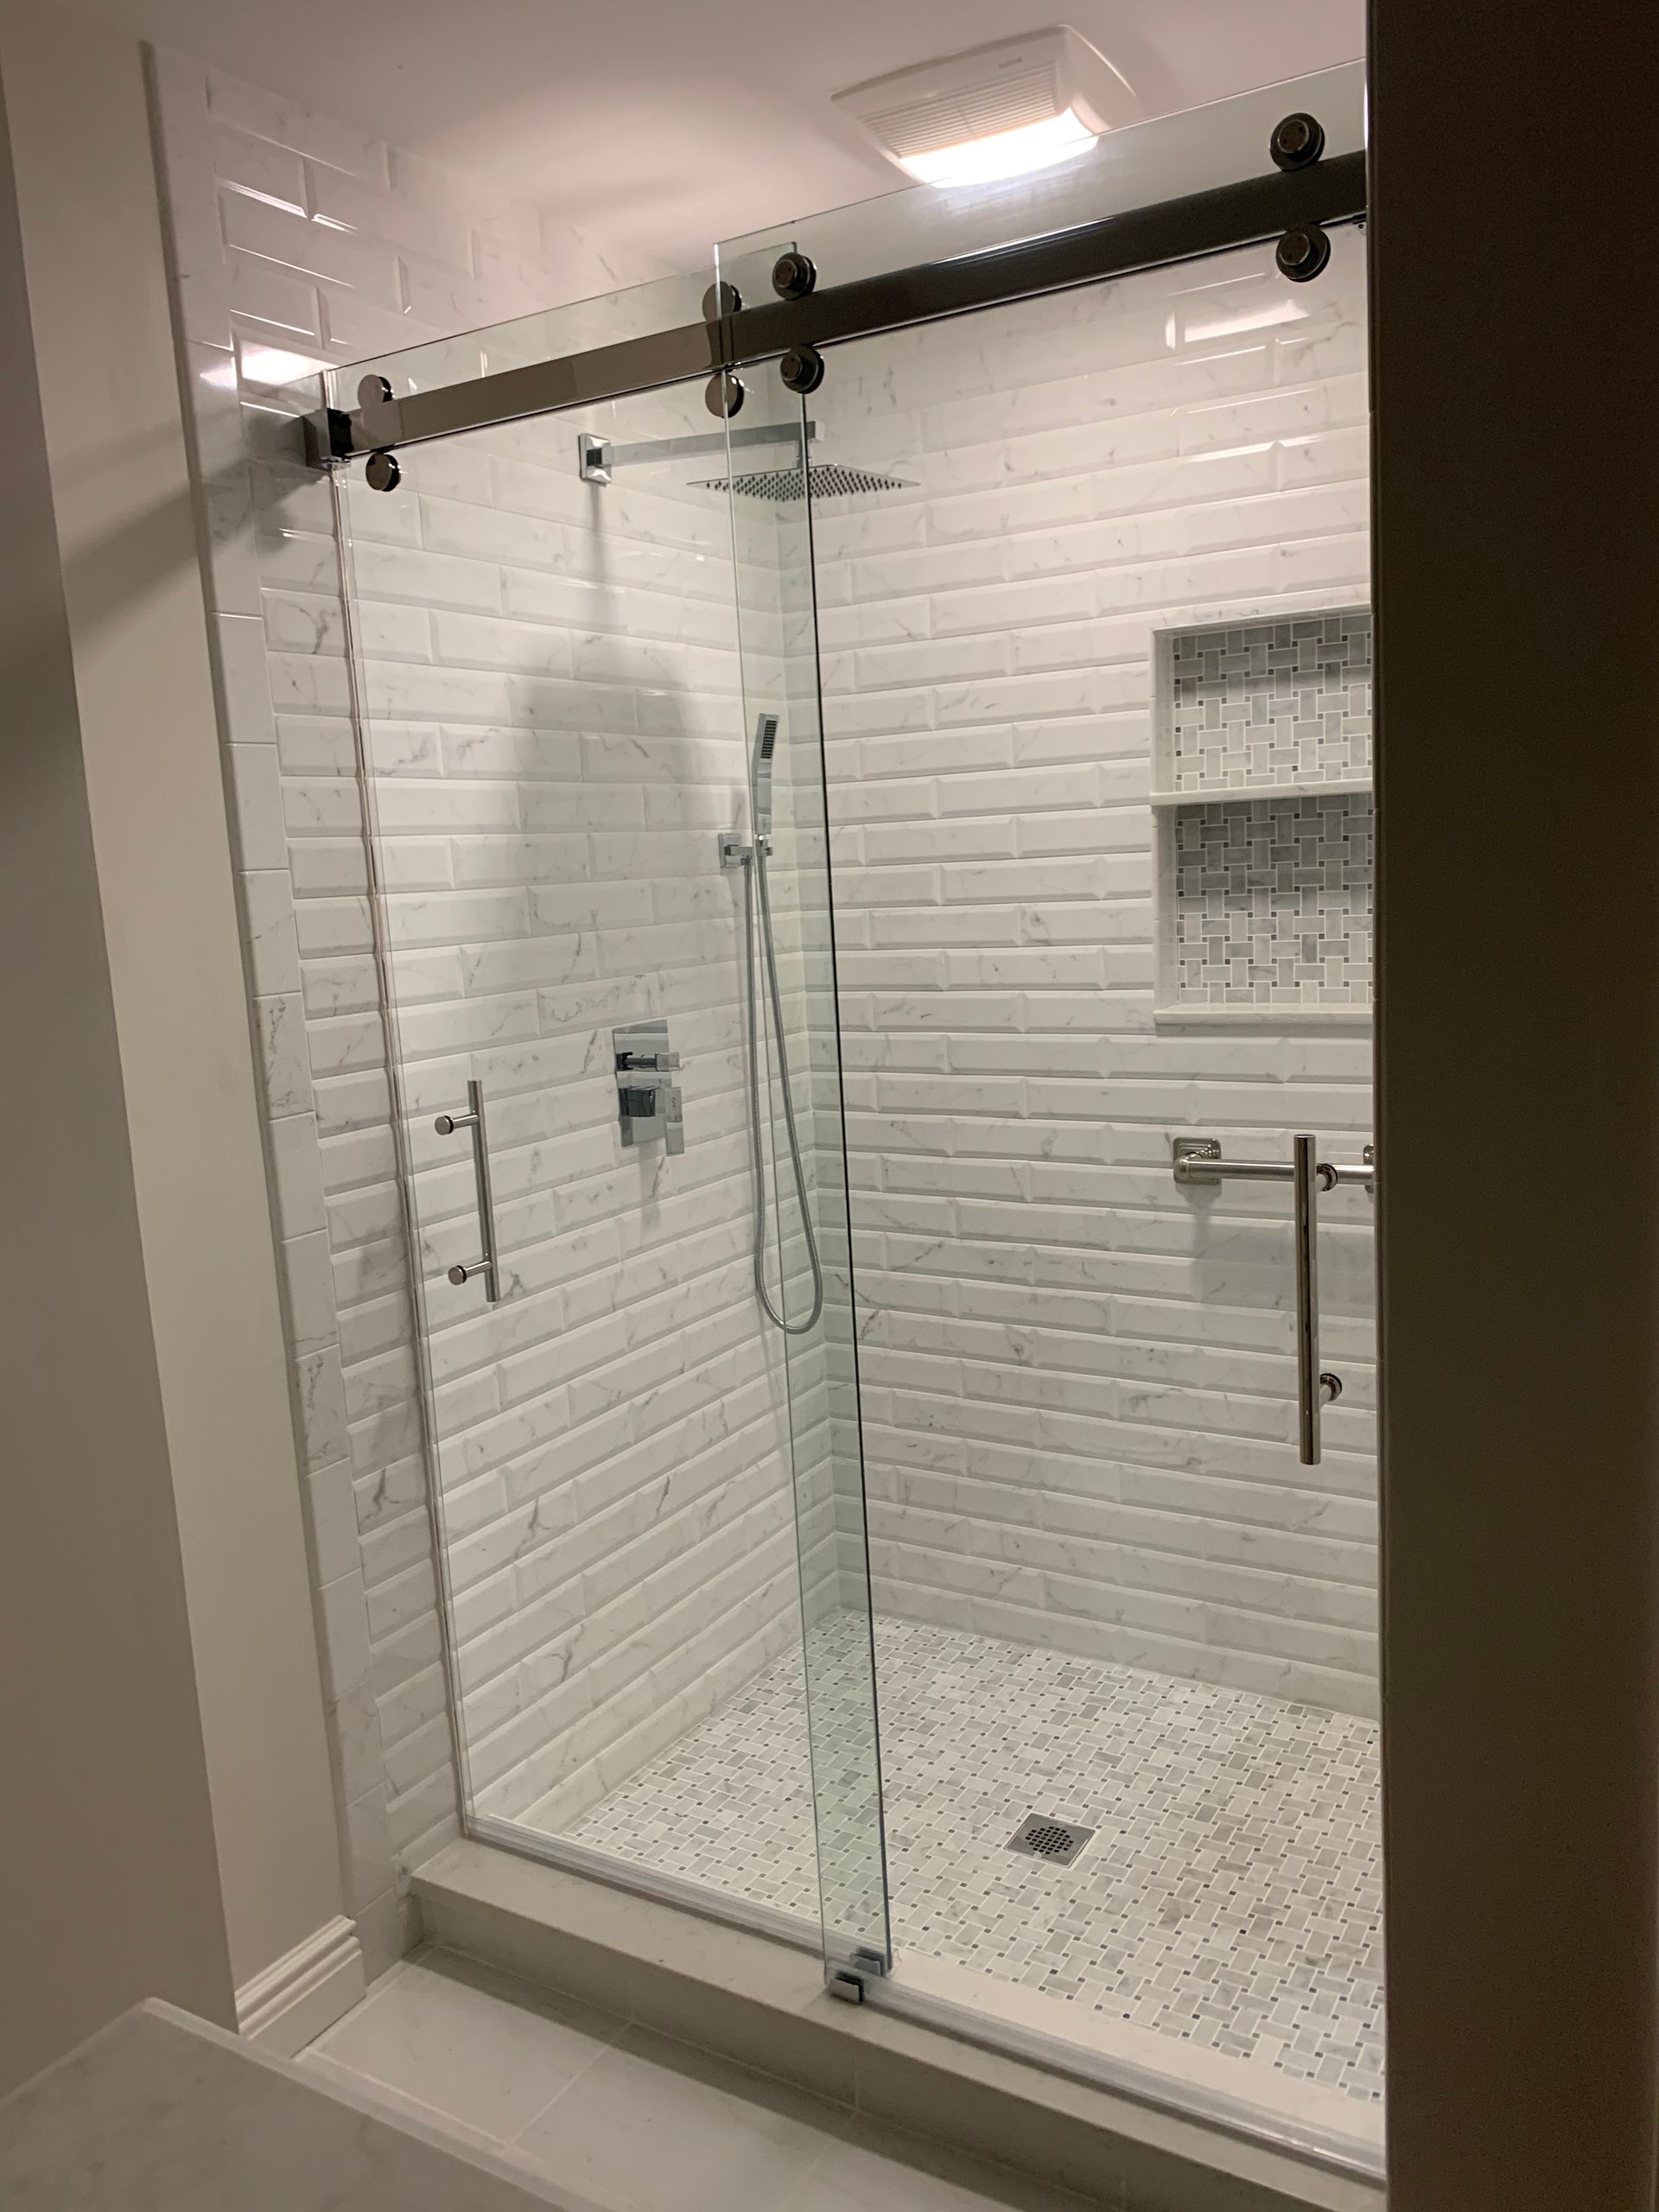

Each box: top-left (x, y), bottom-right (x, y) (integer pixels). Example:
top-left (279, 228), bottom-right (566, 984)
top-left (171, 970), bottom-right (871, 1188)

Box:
top-left (311, 60), bottom-right (1379, 2181)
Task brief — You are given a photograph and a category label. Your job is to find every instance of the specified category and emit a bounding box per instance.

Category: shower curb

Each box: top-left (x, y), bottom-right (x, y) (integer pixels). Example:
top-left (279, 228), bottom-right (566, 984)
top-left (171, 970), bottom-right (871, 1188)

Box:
top-left (410, 1840), bottom-right (1383, 2212)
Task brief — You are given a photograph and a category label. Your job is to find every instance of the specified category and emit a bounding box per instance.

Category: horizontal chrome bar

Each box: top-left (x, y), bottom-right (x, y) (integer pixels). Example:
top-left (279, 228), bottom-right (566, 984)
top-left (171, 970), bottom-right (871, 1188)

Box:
top-left (315, 152), bottom-right (1365, 462)
top-left (1172, 1136), bottom-right (1376, 1191)
top-left (583, 419), bottom-right (818, 478)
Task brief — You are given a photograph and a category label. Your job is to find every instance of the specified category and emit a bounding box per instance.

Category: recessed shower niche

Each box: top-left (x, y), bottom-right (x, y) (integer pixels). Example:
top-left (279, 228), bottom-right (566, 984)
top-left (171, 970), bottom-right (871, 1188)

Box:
top-left (1152, 608), bottom-right (1375, 1026)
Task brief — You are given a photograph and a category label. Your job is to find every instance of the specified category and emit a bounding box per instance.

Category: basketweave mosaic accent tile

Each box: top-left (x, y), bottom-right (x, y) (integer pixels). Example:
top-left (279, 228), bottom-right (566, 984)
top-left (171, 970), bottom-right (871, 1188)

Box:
top-left (1170, 611), bottom-right (1373, 793)
top-left (554, 1613), bottom-right (1384, 2107)
top-left (1173, 792), bottom-right (1374, 1007)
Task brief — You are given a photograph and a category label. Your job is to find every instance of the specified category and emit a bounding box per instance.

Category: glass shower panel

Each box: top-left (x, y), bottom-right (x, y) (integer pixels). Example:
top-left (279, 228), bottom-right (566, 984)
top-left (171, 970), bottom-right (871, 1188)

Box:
top-left (717, 343), bottom-right (892, 1982)
top-left (331, 347), bottom-right (889, 1977)
top-left (741, 228), bottom-right (1382, 2154)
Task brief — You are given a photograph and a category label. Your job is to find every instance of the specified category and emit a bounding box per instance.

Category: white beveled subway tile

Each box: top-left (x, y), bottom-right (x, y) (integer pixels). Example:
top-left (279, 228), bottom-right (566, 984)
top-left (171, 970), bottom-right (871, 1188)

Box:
top-left (430, 607), bottom-right (575, 677)
top-left (345, 1336), bottom-right (417, 1424)
top-left (364, 1551), bottom-right (438, 1647)
top-left (360, 721), bottom-right (441, 777)
top-left (1276, 422), bottom-right (1370, 490)
top-left (308, 159), bottom-right (474, 270)
top-left (421, 492), bottom-right (563, 570)
top-left (338, 1289), bottom-right (414, 1375)
top-left (255, 990), bottom-right (313, 1115)
top-left (441, 726), bottom-right (583, 781)
top-left (268, 649), bottom-right (352, 715)
top-left (921, 471), bottom-right (1095, 550)
top-left (364, 658), bottom-right (512, 724)
top-left (862, 819), bottom-right (1014, 868)
top-left (1179, 373), bottom-right (1366, 454)
top-left (239, 868), bottom-right (302, 995)
top-left (518, 783), bottom-right (644, 834)
top-left (226, 252), bottom-right (322, 345)
top-left (281, 1229), bottom-right (339, 1360)
top-left (221, 188), bottom-right (400, 306)
top-left (384, 946), bottom-right (465, 1007)
top-left (274, 712), bottom-right (353, 775)
top-left (367, 777), bottom-right (519, 834)
top-left (207, 66), bottom-right (388, 182)
top-left (459, 932), bottom-right (597, 995)
top-left (213, 120), bottom-right (306, 213)
top-left (283, 774), bottom-right (359, 837)
top-left (306, 1008), bottom-right (386, 1079)
top-left (294, 1344), bottom-right (350, 1471)
top-left (385, 883), bottom-right (527, 944)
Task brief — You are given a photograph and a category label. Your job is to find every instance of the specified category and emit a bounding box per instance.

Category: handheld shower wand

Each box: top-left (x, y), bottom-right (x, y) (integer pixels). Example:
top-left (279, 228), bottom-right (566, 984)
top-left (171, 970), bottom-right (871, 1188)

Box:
top-left (750, 712), bottom-right (777, 848)
top-left (732, 712), bottom-right (824, 1337)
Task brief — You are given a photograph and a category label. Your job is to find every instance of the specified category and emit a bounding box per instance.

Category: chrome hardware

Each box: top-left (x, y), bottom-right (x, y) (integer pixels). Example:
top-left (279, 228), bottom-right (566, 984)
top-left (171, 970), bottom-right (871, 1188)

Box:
top-left (1269, 111), bottom-right (1326, 171)
top-left (1173, 1133), bottom-right (1376, 1465)
top-left (705, 371), bottom-right (745, 419)
top-left (364, 450), bottom-right (401, 493)
top-left (614, 1019), bottom-right (684, 1156)
top-left (780, 343), bottom-right (826, 395)
top-left (433, 1079), bottom-right (500, 1301)
top-left (772, 250), bottom-right (817, 301)
top-left (718, 831), bottom-right (753, 872)
top-left (1291, 1135), bottom-right (1340, 1465)
top-left (578, 420), bottom-right (819, 486)
top-left (1277, 221), bottom-right (1332, 283)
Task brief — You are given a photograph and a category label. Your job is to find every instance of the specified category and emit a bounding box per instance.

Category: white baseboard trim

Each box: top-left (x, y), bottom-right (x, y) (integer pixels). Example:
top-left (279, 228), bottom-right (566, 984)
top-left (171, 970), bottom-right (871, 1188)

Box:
top-left (236, 1914), bottom-right (365, 2058)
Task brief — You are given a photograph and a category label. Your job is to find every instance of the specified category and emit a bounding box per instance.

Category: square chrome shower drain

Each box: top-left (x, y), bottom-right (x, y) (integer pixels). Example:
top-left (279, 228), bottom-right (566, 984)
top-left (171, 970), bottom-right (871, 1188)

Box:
top-left (1007, 1814), bottom-right (1095, 1866)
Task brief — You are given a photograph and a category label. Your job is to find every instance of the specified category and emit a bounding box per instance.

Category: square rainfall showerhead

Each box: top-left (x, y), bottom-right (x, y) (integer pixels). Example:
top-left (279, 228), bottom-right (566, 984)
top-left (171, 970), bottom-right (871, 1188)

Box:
top-left (692, 461), bottom-right (914, 501)
top-left (1007, 1813), bottom-right (1095, 1866)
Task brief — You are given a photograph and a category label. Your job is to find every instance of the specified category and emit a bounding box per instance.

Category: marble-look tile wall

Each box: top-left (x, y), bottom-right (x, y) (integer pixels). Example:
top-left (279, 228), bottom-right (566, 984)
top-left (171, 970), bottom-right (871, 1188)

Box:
top-left (326, 399), bottom-right (835, 1841)
top-left (810, 237), bottom-right (1379, 1715)
top-left (144, 52), bottom-right (814, 1971)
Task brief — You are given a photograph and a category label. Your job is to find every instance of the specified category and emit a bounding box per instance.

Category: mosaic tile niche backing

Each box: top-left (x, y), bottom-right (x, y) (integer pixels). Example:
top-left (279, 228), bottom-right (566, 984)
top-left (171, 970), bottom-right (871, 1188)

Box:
top-left (1173, 792), bottom-right (1374, 1008)
top-left (1170, 611), bottom-right (1373, 791)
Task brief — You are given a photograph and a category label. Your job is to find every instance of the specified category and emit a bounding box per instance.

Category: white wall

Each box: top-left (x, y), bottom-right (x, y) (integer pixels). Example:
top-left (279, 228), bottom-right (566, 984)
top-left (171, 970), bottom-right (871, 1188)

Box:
top-left (3, 0), bottom-right (351, 2031)
top-left (0, 27), bottom-right (238, 2093)
top-left (812, 237), bottom-right (1377, 1714)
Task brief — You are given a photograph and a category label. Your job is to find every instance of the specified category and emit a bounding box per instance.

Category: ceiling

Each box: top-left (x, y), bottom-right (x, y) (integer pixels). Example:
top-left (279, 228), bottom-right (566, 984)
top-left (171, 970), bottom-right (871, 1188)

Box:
top-left (74, 0), bottom-right (1362, 272)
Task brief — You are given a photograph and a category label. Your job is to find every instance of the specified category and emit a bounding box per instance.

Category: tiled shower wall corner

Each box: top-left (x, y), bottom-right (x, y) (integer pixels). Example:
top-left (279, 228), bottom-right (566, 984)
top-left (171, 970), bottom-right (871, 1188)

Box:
top-left (811, 238), bottom-right (1378, 1715)
top-left (145, 48), bottom-right (715, 1973)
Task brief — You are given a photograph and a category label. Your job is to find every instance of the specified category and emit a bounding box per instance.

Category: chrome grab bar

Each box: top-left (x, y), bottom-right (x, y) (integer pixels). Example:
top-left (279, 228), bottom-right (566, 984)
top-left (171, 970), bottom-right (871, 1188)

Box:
top-left (434, 1078), bottom-right (500, 1302)
top-left (1172, 1135), bottom-right (1376, 1465)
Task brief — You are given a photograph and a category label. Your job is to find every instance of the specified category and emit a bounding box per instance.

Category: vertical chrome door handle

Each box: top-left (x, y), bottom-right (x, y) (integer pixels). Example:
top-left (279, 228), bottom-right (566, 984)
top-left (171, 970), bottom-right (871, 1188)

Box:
top-left (434, 1078), bottom-right (500, 1302)
top-left (1174, 1132), bottom-right (1362, 1465)
top-left (1291, 1135), bottom-right (1342, 1465)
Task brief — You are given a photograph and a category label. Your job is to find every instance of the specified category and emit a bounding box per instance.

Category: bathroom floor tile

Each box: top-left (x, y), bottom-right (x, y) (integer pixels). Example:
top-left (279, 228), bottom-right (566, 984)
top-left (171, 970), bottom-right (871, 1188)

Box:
top-left (304, 1949), bottom-right (624, 2141)
top-left (779, 2117), bottom-right (1097, 2210)
top-left (514, 2024), bottom-right (853, 2212)
top-left (549, 1614), bottom-right (1384, 2107)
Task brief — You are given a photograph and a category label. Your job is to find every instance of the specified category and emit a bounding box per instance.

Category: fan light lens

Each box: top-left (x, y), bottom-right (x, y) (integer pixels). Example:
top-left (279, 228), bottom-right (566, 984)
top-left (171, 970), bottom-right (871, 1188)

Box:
top-left (899, 107), bottom-right (1098, 188)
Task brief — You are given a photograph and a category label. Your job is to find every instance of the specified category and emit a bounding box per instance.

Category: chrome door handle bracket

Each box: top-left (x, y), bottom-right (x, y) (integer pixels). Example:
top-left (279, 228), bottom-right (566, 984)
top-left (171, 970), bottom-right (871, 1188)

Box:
top-left (434, 1077), bottom-right (501, 1302)
top-left (1172, 1132), bottom-right (1374, 1465)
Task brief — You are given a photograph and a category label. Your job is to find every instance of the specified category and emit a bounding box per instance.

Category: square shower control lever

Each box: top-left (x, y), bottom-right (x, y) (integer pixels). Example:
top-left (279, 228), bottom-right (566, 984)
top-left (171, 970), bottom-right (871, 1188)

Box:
top-left (613, 1019), bottom-right (684, 1155)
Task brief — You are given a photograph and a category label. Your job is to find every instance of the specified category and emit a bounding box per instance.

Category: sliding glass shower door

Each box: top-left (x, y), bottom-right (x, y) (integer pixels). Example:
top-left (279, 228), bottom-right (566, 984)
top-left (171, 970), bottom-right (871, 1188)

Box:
top-left (322, 52), bottom-right (1380, 2174)
top-left (330, 333), bottom-right (887, 1983)
top-left (721, 207), bottom-right (1381, 2156)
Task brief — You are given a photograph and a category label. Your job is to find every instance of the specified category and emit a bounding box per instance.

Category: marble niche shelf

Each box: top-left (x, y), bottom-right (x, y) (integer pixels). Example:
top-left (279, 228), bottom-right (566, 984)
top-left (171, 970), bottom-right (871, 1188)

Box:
top-left (1150, 607), bottom-right (1375, 1031)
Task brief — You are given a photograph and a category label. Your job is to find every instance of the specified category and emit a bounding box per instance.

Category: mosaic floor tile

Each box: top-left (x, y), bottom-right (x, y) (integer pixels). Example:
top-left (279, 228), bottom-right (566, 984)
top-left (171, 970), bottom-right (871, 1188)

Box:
top-left (557, 1615), bottom-right (1384, 2107)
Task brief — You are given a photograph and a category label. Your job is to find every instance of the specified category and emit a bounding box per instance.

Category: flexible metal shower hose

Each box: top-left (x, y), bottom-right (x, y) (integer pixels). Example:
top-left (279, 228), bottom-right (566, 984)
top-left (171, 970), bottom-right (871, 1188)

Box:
top-left (741, 842), bottom-right (825, 1336)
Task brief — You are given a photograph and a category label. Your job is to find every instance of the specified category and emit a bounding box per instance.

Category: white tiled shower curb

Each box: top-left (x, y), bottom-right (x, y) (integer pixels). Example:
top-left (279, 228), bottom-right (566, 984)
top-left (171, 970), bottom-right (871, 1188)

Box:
top-left (411, 1840), bottom-right (1384, 2212)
